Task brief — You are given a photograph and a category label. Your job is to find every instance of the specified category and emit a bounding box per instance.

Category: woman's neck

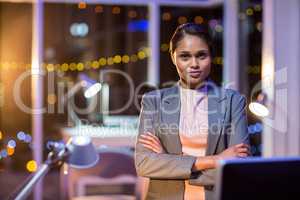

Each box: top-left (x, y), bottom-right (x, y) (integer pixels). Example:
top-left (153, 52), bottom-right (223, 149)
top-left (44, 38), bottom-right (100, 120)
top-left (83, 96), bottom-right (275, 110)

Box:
top-left (179, 79), bottom-right (207, 90)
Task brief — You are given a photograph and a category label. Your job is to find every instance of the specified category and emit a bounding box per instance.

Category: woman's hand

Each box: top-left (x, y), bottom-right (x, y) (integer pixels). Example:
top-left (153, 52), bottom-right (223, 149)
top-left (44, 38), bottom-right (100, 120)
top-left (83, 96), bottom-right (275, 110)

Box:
top-left (216, 143), bottom-right (251, 159)
top-left (193, 143), bottom-right (251, 171)
top-left (138, 132), bottom-right (165, 154)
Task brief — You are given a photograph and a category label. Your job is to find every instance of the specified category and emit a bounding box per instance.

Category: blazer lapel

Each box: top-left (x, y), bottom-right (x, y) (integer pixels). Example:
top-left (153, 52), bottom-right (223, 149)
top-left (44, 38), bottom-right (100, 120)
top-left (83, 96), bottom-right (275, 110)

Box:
top-left (206, 83), bottom-right (227, 155)
top-left (159, 85), bottom-right (183, 154)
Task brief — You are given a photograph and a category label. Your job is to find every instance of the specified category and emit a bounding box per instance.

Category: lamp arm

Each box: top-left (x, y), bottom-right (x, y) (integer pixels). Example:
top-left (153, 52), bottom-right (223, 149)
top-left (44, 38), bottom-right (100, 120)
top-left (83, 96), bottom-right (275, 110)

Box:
top-left (14, 164), bottom-right (50, 200)
top-left (10, 147), bottom-right (70, 200)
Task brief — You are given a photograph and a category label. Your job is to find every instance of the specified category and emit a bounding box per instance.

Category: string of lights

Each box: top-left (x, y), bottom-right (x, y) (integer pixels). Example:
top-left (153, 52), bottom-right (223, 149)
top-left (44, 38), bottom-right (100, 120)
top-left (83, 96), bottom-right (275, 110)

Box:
top-left (0, 47), bottom-right (228, 72)
top-left (0, 2), bottom-right (262, 72)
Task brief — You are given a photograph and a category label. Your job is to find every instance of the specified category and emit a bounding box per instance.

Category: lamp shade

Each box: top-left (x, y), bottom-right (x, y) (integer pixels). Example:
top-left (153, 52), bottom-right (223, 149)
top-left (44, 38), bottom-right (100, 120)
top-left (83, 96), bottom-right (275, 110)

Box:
top-left (78, 73), bottom-right (102, 98)
top-left (84, 83), bottom-right (102, 98)
top-left (249, 93), bottom-right (269, 117)
top-left (66, 136), bottom-right (99, 169)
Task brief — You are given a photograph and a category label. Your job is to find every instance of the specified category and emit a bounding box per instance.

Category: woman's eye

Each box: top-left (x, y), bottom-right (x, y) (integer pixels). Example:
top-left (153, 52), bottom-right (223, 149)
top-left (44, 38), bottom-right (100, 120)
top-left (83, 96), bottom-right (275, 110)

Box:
top-left (179, 54), bottom-right (190, 59)
top-left (197, 53), bottom-right (208, 59)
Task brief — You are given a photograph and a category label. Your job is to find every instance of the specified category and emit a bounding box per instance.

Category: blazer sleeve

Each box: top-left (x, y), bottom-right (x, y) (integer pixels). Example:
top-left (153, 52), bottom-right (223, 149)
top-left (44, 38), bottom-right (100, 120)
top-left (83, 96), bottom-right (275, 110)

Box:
top-left (134, 93), bottom-right (197, 179)
top-left (228, 92), bottom-right (250, 146)
top-left (188, 92), bottom-right (250, 187)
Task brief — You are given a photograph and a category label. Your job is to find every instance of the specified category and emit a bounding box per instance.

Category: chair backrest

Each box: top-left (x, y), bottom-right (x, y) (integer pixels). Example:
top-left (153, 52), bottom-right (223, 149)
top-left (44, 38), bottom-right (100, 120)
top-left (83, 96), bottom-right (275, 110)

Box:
top-left (76, 174), bottom-right (136, 196)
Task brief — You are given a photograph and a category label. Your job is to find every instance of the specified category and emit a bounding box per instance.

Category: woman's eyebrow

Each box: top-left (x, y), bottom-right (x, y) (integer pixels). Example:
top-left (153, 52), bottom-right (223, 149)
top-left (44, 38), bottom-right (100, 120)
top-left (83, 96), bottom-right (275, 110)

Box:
top-left (197, 49), bottom-right (209, 53)
top-left (178, 51), bottom-right (191, 54)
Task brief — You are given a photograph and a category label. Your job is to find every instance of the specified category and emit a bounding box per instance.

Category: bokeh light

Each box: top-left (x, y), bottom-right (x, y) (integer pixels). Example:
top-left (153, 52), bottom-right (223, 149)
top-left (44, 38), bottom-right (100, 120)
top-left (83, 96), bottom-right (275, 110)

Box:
top-left (0, 149), bottom-right (8, 158)
top-left (17, 131), bottom-right (26, 141)
top-left (0, 131), bottom-right (2, 140)
top-left (112, 6), bottom-right (121, 15)
top-left (213, 57), bottom-right (223, 65)
top-left (46, 140), bottom-right (65, 150)
top-left (162, 12), bottom-right (172, 21)
top-left (85, 61), bottom-right (92, 69)
top-left (47, 94), bottom-right (57, 105)
top-left (24, 134), bottom-right (32, 143)
top-left (26, 160), bottom-right (37, 172)
top-left (7, 140), bottom-right (16, 148)
top-left (77, 63), bottom-right (84, 71)
top-left (61, 63), bottom-right (69, 72)
top-left (143, 47), bottom-right (151, 56)
top-left (69, 63), bottom-right (77, 71)
top-left (161, 43), bottom-right (169, 52)
top-left (7, 147), bottom-right (14, 156)
top-left (99, 58), bottom-right (107, 66)
top-left (138, 51), bottom-right (146, 60)
top-left (194, 16), bottom-right (204, 24)
top-left (215, 24), bottom-right (223, 32)
top-left (122, 55), bottom-right (130, 63)
top-left (46, 64), bottom-right (55, 72)
top-left (113, 55), bottom-right (122, 64)
top-left (70, 23), bottom-right (89, 37)
top-left (178, 16), bottom-right (187, 24)
top-left (78, 2), bottom-right (86, 9)
top-left (254, 4), bottom-right (262, 12)
top-left (246, 8), bottom-right (254, 16)
top-left (128, 10), bottom-right (137, 18)
top-left (130, 54), bottom-right (138, 62)
top-left (107, 57), bottom-right (114, 65)
top-left (95, 6), bottom-right (103, 13)
top-left (91, 61), bottom-right (99, 69)
top-left (54, 64), bottom-right (60, 71)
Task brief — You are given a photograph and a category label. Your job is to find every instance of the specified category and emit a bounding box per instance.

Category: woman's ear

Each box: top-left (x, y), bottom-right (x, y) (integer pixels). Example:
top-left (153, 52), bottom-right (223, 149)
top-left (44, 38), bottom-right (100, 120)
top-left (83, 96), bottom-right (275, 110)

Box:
top-left (170, 53), bottom-right (176, 66)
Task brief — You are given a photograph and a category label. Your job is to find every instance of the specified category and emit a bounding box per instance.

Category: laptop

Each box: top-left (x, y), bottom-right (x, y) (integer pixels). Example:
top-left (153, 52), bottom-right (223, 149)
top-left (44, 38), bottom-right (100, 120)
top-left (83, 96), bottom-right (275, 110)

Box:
top-left (215, 157), bottom-right (300, 200)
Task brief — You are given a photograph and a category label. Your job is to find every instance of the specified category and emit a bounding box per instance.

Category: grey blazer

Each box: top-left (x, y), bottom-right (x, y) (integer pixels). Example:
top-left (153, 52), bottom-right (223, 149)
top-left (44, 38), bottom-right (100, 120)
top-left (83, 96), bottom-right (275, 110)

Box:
top-left (135, 82), bottom-right (249, 200)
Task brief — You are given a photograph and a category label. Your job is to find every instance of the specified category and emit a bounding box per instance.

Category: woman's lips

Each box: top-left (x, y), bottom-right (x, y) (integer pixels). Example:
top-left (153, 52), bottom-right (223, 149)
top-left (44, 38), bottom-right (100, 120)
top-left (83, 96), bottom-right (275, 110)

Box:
top-left (188, 71), bottom-right (202, 78)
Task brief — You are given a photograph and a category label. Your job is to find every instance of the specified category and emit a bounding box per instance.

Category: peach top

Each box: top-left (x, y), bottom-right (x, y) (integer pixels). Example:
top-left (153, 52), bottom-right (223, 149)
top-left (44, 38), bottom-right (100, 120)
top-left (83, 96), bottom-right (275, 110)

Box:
top-left (179, 85), bottom-right (208, 200)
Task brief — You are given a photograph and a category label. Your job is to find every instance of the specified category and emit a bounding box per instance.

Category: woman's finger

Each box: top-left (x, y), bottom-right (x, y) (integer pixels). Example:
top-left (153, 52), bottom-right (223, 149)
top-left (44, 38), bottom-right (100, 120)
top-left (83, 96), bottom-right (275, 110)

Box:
top-left (139, 138), bottom-right (155, 146)
top-left (235, 143), bottom-right (250, 149)
top-left (139, 138), bottom-right (161, 150)
top-left (236, 146), bottom-right (251, 155)
top-left (141, 134), bottom-right (161, 147)
top-left (140, 135), bottom-right (158, 145)
top-left (236, 147), bottom-right (249, 153)
top-left (237, 153), bottom-right (248, 157)
top-left (141, 143), bottom-right (157, 152)
top-left (141, 143), bottom-right (160, 153)
top-left (146, 132), bottom-right (161, 145)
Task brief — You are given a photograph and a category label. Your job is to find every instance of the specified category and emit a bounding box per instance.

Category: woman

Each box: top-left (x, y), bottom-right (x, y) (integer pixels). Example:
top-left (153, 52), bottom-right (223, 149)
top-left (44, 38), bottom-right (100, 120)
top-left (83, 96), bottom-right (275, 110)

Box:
top-left (135, 23), bottom-right (250, 200)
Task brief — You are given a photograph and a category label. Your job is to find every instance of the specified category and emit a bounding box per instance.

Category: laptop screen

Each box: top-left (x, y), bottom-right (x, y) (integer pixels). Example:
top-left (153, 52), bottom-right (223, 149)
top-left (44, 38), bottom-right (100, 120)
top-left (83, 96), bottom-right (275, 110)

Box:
top-left (215, 157), bottom-right (300, 200)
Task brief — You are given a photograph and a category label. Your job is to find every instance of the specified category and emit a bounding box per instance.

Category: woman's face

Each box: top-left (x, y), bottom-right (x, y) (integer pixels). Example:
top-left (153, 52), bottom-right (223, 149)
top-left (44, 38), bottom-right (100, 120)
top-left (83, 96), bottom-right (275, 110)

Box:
top-left (172, 34), bottom-right (211, 89)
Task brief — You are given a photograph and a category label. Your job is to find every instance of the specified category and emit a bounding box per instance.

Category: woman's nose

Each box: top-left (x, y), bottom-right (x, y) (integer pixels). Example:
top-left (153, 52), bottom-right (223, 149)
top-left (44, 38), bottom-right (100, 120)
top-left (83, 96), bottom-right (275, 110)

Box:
top-left (190, 57), bottom-right (199, 68)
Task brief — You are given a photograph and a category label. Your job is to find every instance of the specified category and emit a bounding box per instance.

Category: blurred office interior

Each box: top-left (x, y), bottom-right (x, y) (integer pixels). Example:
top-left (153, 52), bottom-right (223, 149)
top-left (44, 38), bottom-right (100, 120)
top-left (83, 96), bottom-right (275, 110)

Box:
top-left (0, 0), bottom-right (299, 199)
